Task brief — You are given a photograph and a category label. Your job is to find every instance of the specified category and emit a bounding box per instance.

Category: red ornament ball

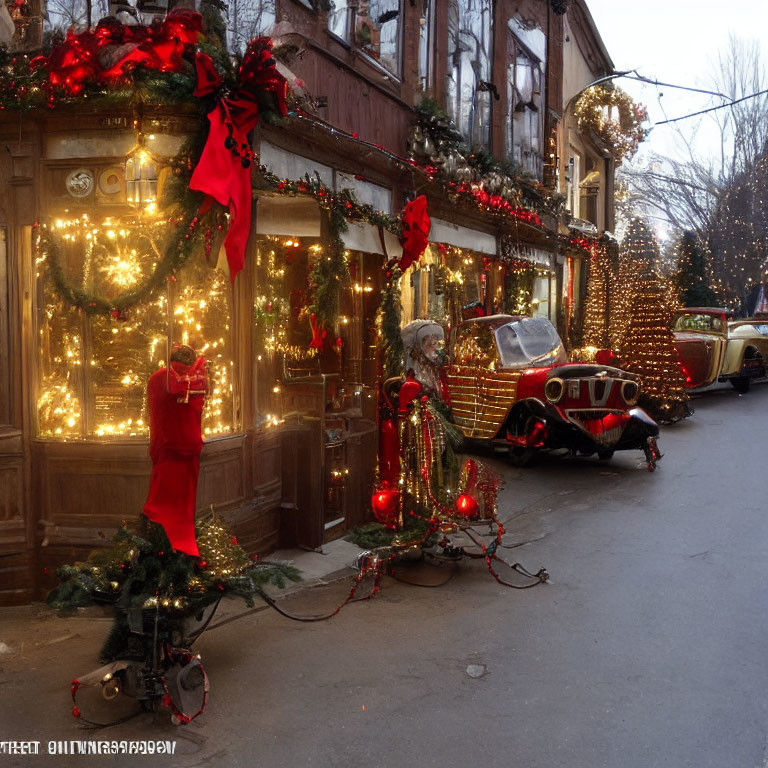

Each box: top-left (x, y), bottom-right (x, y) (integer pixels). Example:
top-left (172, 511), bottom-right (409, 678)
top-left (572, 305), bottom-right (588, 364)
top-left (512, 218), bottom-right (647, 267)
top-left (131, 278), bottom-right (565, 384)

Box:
top-left (72, 706), bottom-right (81, 718)
top-left (455, 493), bottom-right (479, 519)
top-left (371, 487), bottom-right (400, 526)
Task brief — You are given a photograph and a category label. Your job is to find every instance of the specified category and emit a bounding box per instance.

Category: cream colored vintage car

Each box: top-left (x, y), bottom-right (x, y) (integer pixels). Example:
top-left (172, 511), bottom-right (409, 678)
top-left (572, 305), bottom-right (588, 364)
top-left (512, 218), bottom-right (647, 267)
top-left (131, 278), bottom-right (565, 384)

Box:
top-left (673, 308), bottom-right (768, 392)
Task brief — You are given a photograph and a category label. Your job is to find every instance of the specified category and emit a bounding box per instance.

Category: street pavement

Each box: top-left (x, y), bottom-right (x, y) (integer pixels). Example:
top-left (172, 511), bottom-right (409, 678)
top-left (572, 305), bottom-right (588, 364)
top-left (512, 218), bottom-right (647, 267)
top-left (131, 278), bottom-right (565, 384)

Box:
top-left (2, 383), bottom-right (768, 767)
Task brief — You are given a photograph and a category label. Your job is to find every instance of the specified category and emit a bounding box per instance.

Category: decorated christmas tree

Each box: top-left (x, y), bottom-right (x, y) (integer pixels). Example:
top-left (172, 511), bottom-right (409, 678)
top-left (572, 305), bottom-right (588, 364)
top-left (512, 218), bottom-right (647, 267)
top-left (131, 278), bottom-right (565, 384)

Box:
top-left (582, 239), bottom-right (612, 349)
top-left (672, 230), bottom-right (718, 307)
top-left (620, 272), bottom-right (690, 424)
top-left (610, 218), bottom-right (659, 350)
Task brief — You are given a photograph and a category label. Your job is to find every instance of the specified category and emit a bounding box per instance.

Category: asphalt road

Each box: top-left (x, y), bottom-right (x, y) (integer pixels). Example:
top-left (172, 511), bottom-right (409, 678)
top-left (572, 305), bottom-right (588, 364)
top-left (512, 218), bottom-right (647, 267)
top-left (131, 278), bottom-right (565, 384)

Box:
top-left (2, 383), bottom-right (768, 767)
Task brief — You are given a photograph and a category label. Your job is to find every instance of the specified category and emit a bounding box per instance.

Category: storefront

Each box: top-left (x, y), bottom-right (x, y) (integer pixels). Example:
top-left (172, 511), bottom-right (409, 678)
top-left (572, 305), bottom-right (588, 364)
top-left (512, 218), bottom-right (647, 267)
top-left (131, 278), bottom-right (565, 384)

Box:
top-left (0, 99), bottom-right (570, 602)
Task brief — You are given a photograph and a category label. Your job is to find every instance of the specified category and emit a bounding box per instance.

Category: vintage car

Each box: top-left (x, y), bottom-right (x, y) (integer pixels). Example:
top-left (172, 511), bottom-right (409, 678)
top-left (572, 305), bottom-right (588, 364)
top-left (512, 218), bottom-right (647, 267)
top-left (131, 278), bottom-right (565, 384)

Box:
top-left (444, 315), bottom-right (662, 470)
top-left (672, 308), bottom-right (768, 393)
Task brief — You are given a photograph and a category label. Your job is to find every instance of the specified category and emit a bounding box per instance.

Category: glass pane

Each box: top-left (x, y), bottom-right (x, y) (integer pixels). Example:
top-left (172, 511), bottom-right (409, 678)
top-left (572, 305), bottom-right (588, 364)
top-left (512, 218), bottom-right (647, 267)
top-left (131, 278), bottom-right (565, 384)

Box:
top-left (228, 0), bottom-right (276, 54)
top-left (358, 0), bottom-right (401, 76)
top-left (328, 0), bottom-right (350, 40)
top-left (508, 317), bottom-right (565, 366)
top-left (37, 285), bottom-right (84, 439)
top-left (507, 36), bottom-right (543, 176)
top-left (87, 312), bottom-right (166, 439)
top-left (38, 217), bottom-right (173, 438)
top-left (172, 252), bottom-right (236, 438)
top-left (446, 0), bottom-right (492, 146)
top-left (417, 0), bottom-right (433, 90)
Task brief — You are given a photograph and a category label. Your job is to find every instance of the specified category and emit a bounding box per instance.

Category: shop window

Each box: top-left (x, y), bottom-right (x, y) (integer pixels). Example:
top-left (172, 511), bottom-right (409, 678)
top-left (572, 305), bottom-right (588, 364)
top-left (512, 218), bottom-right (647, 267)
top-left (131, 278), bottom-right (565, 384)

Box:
top-left (507, 16), bottom-right (545, 178)
top-left (400, 245), bottom-right (478, 334)
top-left (446, 0), bottom-right (492, 148)
top-left (252, 236), bottom-right (320, 427)
top-left (172, 253), bottom-right (235, 437)
top-left (37, 217), bottom-right (235, 439)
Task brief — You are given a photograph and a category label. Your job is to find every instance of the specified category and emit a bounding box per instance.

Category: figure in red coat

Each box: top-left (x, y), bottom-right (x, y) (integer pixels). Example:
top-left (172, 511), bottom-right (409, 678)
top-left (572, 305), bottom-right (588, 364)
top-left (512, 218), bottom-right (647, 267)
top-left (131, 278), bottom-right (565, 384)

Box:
top-left (143, 344), bottom-right (207, 557)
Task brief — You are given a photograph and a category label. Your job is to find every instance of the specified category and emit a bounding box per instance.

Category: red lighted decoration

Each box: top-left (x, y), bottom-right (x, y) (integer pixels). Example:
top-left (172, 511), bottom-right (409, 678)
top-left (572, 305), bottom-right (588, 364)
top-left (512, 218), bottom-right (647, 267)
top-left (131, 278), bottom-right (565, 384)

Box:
top-left (29, 10), bottom-right (202, 96)
top-left (454, 493), bottom-right (479, 519)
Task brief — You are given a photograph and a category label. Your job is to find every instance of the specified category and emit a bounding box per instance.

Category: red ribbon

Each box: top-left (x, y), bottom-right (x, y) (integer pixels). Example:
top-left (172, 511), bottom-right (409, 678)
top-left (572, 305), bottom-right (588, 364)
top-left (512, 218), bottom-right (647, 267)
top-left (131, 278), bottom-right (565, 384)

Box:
top-left (189, 38), bottom-right (287, 283)
top-left (398, 195), bottom-right (430, 272)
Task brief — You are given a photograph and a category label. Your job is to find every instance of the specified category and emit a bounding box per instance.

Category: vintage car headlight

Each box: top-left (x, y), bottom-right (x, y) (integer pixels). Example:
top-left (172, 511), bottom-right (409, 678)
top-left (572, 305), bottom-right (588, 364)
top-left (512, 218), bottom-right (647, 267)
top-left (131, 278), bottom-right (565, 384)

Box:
top-left (544, 377), bottom-right (564, 403)
top-left (621, 380), bottom-right (639, 405)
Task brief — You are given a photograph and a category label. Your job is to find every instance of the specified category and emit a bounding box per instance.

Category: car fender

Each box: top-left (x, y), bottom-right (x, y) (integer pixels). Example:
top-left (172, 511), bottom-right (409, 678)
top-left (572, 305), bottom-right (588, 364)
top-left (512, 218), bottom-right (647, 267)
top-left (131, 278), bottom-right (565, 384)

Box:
top-left (721, 338), bottom-right (748, 376)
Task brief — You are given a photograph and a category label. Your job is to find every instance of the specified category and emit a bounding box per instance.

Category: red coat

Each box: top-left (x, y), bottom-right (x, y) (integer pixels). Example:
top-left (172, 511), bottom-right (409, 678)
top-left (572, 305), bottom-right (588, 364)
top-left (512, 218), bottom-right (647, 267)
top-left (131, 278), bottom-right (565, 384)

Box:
top-left (143, 358), bottom-right (207, 557)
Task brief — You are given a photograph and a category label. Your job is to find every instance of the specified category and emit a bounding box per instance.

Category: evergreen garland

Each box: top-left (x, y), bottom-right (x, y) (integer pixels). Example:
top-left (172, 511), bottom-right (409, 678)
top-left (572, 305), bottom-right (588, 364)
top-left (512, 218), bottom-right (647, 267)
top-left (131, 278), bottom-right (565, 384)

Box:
top-left (39, 206), bottom-right (210, 315)
top-left (378, 263), bottom-right (404, 379)
top-left (309, 203), bottom-right (350, 334)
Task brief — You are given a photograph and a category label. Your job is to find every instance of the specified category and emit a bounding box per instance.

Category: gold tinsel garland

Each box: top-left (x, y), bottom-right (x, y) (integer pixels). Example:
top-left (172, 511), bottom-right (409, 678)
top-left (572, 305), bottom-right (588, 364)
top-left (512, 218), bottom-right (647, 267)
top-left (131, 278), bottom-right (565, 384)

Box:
top-left (574, 85), bottom-right (649, 164)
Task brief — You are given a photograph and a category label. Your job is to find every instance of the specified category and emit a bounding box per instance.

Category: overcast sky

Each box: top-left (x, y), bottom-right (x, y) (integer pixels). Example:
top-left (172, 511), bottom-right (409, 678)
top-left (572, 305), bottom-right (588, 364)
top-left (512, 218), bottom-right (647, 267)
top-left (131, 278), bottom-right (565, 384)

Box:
top-left (584, 1), bottom-right (768, 161)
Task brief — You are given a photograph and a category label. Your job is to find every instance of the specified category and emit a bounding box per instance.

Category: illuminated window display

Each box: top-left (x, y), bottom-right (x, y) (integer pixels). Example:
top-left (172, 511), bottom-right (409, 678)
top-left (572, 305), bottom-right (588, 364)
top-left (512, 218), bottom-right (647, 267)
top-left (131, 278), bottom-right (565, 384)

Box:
top-left (36, 216), bottom-right (236, 439)
top-left (252, 236), bottom-right (321, 427)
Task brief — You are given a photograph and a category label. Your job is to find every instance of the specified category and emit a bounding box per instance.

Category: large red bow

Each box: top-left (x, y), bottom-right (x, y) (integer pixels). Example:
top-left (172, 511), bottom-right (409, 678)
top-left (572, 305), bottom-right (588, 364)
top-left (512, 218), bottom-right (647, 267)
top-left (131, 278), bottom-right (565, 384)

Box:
top-left (189, 38), bottom-right (288, 283)
top-left (398, 195), bottom-right (430, 272)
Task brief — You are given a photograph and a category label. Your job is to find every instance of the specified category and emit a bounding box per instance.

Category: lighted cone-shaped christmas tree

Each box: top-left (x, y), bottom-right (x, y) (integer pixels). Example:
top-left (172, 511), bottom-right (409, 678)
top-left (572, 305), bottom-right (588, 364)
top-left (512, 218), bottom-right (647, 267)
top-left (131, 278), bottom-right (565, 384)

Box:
top-left (620, 272), bottom-right (690, 424)
top-left (610, 218), bottom-right (660, 351)
top-left (583, 241), bottom-right (611, 349)
top-left (673, 230), bottom-right (718, 307)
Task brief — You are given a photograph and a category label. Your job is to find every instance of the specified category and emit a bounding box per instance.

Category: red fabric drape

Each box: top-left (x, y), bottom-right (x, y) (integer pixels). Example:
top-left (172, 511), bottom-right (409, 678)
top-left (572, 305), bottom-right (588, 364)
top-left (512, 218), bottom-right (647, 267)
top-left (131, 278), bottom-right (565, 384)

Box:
top-left (143, 359), bottom-right (207, 557)
top-left (189, 42), bottom-right (287, 283)
top-left (398, 195), bottom-right (431, 272)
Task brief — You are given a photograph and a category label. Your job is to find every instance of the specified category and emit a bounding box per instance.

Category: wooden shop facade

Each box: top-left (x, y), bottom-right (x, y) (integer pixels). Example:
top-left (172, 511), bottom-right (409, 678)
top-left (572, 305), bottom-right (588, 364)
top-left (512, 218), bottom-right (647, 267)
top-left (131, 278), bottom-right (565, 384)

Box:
top-left (0, 0), bottom-right (620, 603)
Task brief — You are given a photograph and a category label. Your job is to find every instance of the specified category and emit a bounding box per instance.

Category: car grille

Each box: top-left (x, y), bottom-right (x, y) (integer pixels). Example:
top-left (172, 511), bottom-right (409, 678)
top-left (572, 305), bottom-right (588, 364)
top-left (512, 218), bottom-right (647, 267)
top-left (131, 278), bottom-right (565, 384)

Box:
top-left (565, 409), bottom-right (628, 447)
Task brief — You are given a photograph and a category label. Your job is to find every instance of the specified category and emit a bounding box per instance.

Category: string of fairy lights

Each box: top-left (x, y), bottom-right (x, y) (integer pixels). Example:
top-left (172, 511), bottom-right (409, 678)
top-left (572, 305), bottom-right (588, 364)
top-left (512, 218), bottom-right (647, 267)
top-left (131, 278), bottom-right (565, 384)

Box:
top-left (37, 215), bottom-right (235, 439)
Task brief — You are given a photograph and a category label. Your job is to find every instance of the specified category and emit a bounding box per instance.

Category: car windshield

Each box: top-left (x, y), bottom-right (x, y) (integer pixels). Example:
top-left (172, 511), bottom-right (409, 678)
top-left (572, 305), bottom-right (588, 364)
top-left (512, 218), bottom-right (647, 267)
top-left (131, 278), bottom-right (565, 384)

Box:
top-left (673, 313), bottom-right (724, 333)
top-left (496, 317), bottom-right (566, 367)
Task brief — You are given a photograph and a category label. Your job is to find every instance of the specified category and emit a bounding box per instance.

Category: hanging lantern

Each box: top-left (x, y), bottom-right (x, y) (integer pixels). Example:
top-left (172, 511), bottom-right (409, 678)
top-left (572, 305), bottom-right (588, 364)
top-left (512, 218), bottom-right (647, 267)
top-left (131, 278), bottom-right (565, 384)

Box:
top-left (125, 147), bottom-right (159, 212)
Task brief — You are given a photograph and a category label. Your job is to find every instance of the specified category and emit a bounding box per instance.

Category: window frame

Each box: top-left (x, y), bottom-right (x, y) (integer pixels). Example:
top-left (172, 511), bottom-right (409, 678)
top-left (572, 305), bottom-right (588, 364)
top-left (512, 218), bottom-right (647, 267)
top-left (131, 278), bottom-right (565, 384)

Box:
top-left (506, 26), bottom-right (545, 178)
top-left (445, 0), bottom-right (494, 149)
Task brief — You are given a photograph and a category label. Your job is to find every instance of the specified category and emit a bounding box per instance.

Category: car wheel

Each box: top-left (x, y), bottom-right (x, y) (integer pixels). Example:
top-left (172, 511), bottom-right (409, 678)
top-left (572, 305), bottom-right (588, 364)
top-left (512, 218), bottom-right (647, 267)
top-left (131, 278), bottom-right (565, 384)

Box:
top-left (507, 409), bottom-right (540, 467)
top-left (509, 446), bottom-right (537, 467)
top-left (597, 449), bottom-right (614, 461)
top-left (730, 377), bottom-right (751, 393)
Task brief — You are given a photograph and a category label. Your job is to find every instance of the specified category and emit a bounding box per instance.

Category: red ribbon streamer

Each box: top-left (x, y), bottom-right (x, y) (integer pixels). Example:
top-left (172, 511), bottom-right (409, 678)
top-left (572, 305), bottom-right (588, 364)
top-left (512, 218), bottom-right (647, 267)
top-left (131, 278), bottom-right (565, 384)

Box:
top-left (398, 195), bottom-right (430, 272)
top-left (189, 39), bottom-right (287, 283)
